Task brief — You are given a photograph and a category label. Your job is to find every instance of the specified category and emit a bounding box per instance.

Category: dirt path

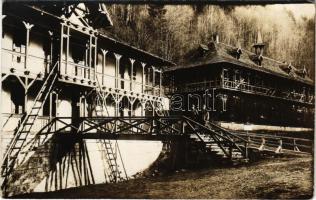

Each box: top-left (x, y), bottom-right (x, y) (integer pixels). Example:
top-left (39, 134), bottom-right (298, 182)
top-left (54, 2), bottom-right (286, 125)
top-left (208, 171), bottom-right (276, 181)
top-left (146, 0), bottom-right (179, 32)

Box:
top-left (13, 154), bottom-right (313, 199)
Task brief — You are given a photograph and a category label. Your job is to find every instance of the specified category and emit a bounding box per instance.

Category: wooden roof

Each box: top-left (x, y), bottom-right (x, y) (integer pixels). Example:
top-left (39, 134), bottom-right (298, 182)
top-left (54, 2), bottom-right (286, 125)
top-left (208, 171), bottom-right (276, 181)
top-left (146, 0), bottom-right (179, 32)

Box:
top-left (165, 41), bottom-right (314, 86)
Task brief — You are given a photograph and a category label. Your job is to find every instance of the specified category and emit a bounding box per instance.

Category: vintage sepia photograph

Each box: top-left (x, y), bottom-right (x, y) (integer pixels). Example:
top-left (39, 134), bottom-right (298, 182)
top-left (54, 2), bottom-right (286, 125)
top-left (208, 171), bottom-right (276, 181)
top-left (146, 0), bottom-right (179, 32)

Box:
top-left (0, 0), bottom-right (314, 199)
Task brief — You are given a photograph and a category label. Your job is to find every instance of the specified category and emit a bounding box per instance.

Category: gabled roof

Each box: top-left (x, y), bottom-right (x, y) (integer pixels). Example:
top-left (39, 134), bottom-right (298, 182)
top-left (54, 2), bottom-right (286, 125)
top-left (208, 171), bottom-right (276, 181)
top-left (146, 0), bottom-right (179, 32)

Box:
top-left (26, 2), bottom-right (113, 29)
top-left (165, 41), bottom-right (314, 86)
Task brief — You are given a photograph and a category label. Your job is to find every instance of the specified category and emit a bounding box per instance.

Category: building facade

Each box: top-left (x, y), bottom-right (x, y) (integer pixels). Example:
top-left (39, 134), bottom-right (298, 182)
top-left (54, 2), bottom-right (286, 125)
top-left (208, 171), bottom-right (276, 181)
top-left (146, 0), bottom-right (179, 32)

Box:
top-left (1, 2), bottom-right (173, 196)
top-left (164, 35), bottom-right (314, 128)
top-left (2, 3), bottom-right (173, 121)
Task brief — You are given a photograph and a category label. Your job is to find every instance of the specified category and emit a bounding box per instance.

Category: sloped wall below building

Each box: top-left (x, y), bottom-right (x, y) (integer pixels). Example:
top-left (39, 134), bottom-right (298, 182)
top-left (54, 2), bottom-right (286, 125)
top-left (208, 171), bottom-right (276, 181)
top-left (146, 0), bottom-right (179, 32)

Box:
top-left (3, 134), bottom-right (163, 197)
top-left (4, 134), bottom-right (77, 197)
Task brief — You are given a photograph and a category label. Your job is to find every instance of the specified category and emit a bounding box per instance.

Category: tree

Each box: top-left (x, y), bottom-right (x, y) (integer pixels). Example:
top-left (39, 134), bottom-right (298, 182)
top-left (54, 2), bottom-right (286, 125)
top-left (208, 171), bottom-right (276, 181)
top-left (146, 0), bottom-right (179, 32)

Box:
top-left (102, 4), bottom-right (315, 81)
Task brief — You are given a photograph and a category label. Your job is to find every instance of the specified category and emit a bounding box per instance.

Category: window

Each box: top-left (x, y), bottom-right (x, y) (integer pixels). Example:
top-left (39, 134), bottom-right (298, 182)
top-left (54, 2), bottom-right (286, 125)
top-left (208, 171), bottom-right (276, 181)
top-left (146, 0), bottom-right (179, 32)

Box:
top-left (223, 69), bottom-right (229, 81)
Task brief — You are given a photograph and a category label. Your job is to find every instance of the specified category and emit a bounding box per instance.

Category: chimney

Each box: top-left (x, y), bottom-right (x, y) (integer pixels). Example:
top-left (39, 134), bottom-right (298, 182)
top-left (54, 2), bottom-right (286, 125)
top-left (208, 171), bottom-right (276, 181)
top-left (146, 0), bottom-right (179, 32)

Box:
top-left (253, 31), bottom-right (265, 56)
top-left (213, 33), bottom-right (219, 44)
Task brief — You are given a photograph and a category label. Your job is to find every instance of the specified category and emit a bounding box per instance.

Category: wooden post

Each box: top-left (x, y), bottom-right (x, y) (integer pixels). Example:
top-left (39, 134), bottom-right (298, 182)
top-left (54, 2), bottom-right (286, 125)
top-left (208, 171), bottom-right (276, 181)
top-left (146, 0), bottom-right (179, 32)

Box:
top-left (85, 43), bottom-right (89, 78)
top-left (294, 139), bottom-right (300, 152)
top-left (49, 92), bottom-right (53, 119)
top-left (159, 70), bottom-right (162, 96)
top-left (23, 21), bottom-right (34, 69)
top-left (89, 35), bottom-right (92, 79)
top-left (48, 31), bottom-right (54, 69)
top-left (93, 36), bottom-right (97, 81)
top-left (181, 120), bottom-right (185, 135)
top-left (141, 102), bottom-right (144, 116)
top-left (275, 139), bottom-right (282, 153)
top-left (24, 77), bottom-right (28, 112)
top-left (211, 88), bottom-right (216, 111)
top-left (59, 24), bottom-right (64, 72)
top-left (152, 66), bottom-right (155, 95)
top-left (244, 141), bottom-right (248, 159)
top-left (129, 58), bottom-right (135, 91)
top-left (66, 26), bottom-right (70, 75)
top-left (114, 53), bottom-right (122, 88)
top-left (141, 62), bottom-right (146, 93)
top-left (259, 137), bottom-right (265, 151)
top-left (56, 92), bottom-right (59, 117)
top-left (101, 49), bottom-right (108, 85)
top-left (115, 101), bottom-right (119, 117)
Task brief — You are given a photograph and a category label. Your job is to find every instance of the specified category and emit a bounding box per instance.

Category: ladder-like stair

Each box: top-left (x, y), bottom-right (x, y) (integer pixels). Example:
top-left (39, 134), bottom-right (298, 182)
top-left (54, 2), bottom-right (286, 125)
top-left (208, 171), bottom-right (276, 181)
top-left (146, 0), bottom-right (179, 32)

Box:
top-left (1, 62), bottom-right (59, 189)
top-left (95, 77), bottom-right (126, 183)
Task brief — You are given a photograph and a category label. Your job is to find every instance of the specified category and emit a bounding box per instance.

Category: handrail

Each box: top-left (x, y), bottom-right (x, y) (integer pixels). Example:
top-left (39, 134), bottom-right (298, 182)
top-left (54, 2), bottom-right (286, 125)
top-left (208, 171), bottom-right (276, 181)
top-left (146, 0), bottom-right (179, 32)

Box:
top-left (205, 120), bottom-right (247, 142)
top-left (66, 60), bottom-right (88, 69)
top-left (232, 131), bottom-right (312, 142)
top-left (183, 116), bottom-right (247, 157)
top-left (233, 131), bottom-right (312, 153)
top-left (1, 62), bottom-right (59, 167)
top-left (2, 48), bottom-right (42, 60)
top-left (183, 116), bottom-right (247, 143)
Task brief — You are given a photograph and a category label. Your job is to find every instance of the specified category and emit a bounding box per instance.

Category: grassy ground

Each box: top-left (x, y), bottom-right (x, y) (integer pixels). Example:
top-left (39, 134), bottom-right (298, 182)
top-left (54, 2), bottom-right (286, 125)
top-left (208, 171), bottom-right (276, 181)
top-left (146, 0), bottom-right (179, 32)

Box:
top-left (14, 153), bottom-right (313, 199)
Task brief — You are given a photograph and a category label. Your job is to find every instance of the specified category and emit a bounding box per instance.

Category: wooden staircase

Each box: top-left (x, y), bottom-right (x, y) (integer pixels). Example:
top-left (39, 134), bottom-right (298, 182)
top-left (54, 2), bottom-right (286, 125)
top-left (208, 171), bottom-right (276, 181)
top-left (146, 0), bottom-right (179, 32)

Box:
top-left (1, 62), bottom-right (59, 191)
top-left (183, 117), bottom-right (249, 164)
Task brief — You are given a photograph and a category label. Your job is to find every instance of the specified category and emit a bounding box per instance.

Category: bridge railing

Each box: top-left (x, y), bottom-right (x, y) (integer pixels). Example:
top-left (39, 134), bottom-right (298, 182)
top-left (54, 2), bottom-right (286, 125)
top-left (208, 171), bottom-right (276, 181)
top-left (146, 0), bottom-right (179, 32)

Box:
top-left (15, 116), bottom-right (312, 160)
top-left (232, 132), bottom-right (313, 154)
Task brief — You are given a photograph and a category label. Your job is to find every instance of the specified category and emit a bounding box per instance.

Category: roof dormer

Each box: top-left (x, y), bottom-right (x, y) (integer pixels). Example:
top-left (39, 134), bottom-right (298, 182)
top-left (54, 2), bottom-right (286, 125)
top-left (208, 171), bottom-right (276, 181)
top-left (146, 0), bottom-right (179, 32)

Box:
top-left (279, 62), bottom-right (293, 74)
top-left (198, 44), bottom-right (209, 57)
top-left (295, 66), bottom-right (308, 78)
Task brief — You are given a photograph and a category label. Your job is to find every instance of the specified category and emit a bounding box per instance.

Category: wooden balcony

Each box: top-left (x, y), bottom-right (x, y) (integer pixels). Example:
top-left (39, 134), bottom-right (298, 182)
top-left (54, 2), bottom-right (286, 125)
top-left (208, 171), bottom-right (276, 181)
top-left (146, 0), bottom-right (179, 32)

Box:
top-left (2, 48), bottom-right (50, 79)
top-left (2, 48), bottom-right (163, 99)
top-left (165, 79), bottom-right (314, 105)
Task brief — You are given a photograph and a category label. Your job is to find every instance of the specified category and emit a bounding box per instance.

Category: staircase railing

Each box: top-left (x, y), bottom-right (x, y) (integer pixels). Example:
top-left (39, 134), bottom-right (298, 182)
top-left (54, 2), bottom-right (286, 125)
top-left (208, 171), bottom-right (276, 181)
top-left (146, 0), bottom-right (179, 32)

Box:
top-left (1, 62), bottom-right (59, 189)
top-left (183, 116), bottom-right (248, 160)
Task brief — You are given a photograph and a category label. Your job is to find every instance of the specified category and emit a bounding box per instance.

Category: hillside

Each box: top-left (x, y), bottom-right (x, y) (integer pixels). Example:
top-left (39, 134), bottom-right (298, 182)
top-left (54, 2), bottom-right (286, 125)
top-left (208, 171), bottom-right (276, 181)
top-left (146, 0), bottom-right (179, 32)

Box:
top-left (102, 4), bottom-right (315, 79)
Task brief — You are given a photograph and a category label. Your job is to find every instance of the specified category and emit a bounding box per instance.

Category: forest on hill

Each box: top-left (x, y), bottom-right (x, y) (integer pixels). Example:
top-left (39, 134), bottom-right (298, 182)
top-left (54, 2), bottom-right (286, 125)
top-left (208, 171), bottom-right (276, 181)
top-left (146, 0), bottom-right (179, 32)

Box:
top-left (102, 4), bottom-right (315, 79)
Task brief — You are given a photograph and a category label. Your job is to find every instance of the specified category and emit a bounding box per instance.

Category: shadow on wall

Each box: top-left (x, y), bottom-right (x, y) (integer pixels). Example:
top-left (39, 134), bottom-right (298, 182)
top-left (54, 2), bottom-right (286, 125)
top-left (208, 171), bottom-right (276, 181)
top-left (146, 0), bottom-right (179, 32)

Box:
top-left (5, 135), bottom-right (95, 197)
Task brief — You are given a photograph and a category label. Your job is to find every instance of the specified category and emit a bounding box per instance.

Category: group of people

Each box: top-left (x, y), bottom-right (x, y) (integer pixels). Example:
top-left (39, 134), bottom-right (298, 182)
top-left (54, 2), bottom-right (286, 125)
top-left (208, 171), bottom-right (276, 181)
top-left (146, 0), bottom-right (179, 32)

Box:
top-left (189, 104), bottom-right (210, 126)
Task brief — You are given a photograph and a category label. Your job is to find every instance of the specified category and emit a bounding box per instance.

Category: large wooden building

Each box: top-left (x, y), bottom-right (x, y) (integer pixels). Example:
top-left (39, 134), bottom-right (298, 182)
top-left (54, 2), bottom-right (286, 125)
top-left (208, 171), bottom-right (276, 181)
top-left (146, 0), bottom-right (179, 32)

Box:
top-left (1, 2), bottom-right (174, 196)
top-left (164, 34), bottom-right (314, 128)
top-left (1, 3), bottom-right (173, 120)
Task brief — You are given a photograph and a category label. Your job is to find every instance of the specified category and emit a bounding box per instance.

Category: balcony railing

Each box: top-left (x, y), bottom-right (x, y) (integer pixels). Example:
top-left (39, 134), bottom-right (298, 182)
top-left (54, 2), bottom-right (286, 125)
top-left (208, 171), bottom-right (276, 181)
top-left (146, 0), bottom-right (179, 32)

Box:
top-left (165, 79), bottom-right (314, 104)
top-left (222, 80), bottom-right (269, 95)
top-left (165, 80), bottom-right (220, 94)
top-left (2, 48), bottom-right (50, 76)
top-left (96, 72), bottom-right (161, 96)
top-left (61, 61), bottom-right (95, 81)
